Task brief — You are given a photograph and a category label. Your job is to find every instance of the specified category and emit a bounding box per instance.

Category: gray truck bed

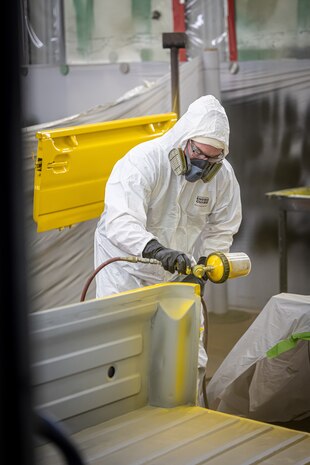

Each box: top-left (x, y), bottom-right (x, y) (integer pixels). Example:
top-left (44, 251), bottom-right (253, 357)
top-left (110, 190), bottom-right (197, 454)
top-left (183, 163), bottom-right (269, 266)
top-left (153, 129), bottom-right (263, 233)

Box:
top-left (31, 284), bottom-right (310, 465)
top-left (36, 405), bottom-right (310, 464)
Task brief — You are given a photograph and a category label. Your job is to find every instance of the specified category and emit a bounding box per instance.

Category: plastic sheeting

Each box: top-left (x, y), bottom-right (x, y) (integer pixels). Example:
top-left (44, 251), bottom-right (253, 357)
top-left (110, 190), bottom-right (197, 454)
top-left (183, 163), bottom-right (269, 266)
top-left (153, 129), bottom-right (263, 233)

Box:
top-left (220, 58), bottom-right (310, 102)
top-left (206, 293), bottom-right (310, 423)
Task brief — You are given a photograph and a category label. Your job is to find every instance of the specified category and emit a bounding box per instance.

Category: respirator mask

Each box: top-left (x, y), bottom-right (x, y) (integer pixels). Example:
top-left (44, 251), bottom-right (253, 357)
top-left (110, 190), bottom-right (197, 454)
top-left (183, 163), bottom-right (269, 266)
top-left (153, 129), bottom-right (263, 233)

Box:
top-left (168, 140), bottom-right (224, 183)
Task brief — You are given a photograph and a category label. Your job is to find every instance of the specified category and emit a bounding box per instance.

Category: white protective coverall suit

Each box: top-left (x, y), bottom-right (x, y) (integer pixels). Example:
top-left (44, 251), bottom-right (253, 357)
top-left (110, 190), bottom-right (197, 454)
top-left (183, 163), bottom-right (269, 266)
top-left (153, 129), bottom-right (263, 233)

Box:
top-left (94, 95), bottom-right (242, 376)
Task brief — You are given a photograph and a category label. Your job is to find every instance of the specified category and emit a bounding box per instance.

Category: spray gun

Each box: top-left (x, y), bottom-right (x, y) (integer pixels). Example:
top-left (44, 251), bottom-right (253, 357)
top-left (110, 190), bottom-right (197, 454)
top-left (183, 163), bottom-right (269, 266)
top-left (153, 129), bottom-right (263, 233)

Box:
top-left (124, 251), bottom-right (251, 283)
top-left (185, 252), bottom-right (251, 283)
top-left (80, 251), bottom-right (251, 302)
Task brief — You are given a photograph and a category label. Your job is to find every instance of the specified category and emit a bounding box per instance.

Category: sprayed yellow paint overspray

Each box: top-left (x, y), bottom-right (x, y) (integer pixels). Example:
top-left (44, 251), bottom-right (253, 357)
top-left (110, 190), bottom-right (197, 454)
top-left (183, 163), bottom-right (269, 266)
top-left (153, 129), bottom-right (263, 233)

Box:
top-left (174, 301), bottom-right (193, 401)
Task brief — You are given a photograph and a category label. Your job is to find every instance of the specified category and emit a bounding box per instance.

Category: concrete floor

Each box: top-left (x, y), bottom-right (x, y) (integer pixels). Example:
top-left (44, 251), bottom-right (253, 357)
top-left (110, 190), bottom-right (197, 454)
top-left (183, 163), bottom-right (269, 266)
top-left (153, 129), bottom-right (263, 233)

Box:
top-left (205, 309), bottom-right (259, 381)
top-left (205, 308), bottom-right (310, 433)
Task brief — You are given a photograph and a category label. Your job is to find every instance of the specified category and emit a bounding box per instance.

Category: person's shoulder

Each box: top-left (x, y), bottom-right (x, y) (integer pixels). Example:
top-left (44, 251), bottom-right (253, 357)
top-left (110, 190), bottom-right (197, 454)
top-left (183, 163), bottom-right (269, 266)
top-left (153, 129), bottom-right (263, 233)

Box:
top-left (222, 158), bottom-right (236, 173)
top-left (128, 139), bottom-right (167, 164)
top-left (217, 159), bottom-right (239, 183)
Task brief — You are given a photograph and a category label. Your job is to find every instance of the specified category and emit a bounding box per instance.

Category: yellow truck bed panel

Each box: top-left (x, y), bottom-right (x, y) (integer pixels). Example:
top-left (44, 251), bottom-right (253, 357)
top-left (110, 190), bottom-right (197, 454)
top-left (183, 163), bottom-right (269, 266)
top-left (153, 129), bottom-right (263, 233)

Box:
top-left (33, 113), bottom-right (177, 232)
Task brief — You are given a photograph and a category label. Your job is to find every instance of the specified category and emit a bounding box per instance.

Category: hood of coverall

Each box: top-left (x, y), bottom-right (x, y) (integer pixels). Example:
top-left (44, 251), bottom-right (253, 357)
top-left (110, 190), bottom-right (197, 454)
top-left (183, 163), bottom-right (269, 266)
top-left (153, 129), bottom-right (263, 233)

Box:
top-left (160, 95), bottom-right (230, 156)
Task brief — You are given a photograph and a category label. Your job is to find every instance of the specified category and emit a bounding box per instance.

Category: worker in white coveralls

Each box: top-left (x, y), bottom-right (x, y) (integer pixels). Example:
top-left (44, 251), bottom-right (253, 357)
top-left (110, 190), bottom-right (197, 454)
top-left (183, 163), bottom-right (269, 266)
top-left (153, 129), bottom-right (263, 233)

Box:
top-left (94, 94), bottom-right (242, 405)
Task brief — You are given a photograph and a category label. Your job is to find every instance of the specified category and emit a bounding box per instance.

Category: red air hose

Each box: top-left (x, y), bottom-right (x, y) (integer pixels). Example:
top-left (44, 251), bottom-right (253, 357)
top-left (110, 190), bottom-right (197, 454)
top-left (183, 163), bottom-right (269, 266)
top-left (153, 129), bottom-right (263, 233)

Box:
top-left (80, 257), bottom-right (126, 302)
top-left (80, 256), bottom-right (162, 302)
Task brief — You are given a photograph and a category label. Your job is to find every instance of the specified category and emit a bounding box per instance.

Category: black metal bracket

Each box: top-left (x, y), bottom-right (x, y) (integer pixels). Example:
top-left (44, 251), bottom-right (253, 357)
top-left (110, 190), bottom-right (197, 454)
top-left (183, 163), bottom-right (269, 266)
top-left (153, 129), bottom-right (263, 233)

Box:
top-left (162, 32), bottom-right (187, 118)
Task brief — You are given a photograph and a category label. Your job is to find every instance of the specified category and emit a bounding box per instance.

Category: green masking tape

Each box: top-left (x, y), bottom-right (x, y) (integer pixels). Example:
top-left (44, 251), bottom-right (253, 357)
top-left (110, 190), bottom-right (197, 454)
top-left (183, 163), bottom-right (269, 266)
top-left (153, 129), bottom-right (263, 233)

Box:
top-left (266, 332), bottom-right (310, 359)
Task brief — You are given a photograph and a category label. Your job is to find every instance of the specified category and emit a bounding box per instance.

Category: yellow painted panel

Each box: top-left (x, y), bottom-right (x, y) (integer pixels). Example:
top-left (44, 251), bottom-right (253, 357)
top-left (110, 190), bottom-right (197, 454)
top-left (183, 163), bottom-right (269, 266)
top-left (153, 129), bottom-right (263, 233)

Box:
top-left (33, 113), bottom-right (177, 232)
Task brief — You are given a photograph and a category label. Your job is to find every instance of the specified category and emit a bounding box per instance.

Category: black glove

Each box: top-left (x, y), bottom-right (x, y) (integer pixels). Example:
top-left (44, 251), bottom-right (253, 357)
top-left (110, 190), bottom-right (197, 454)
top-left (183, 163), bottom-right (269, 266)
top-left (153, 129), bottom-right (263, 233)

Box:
top-left (142, 239), bottom-right (192, 274)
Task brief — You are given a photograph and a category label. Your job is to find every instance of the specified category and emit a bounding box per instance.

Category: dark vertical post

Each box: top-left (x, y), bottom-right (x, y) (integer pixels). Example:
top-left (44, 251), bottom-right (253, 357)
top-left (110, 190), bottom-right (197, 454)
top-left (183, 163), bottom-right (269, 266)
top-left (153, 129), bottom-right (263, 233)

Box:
top-left (162, 32), bottom-right (187, 118)
top-left (1, 1), bottom-right (34, 464)
top-left (170, 46), bottom-right (180, 117)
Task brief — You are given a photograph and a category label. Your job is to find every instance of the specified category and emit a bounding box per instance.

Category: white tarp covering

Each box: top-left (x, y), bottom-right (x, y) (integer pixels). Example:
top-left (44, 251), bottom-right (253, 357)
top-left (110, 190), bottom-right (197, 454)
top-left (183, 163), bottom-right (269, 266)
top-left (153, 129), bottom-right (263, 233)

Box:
top-left (206, 293), bottom-right (310, 422)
